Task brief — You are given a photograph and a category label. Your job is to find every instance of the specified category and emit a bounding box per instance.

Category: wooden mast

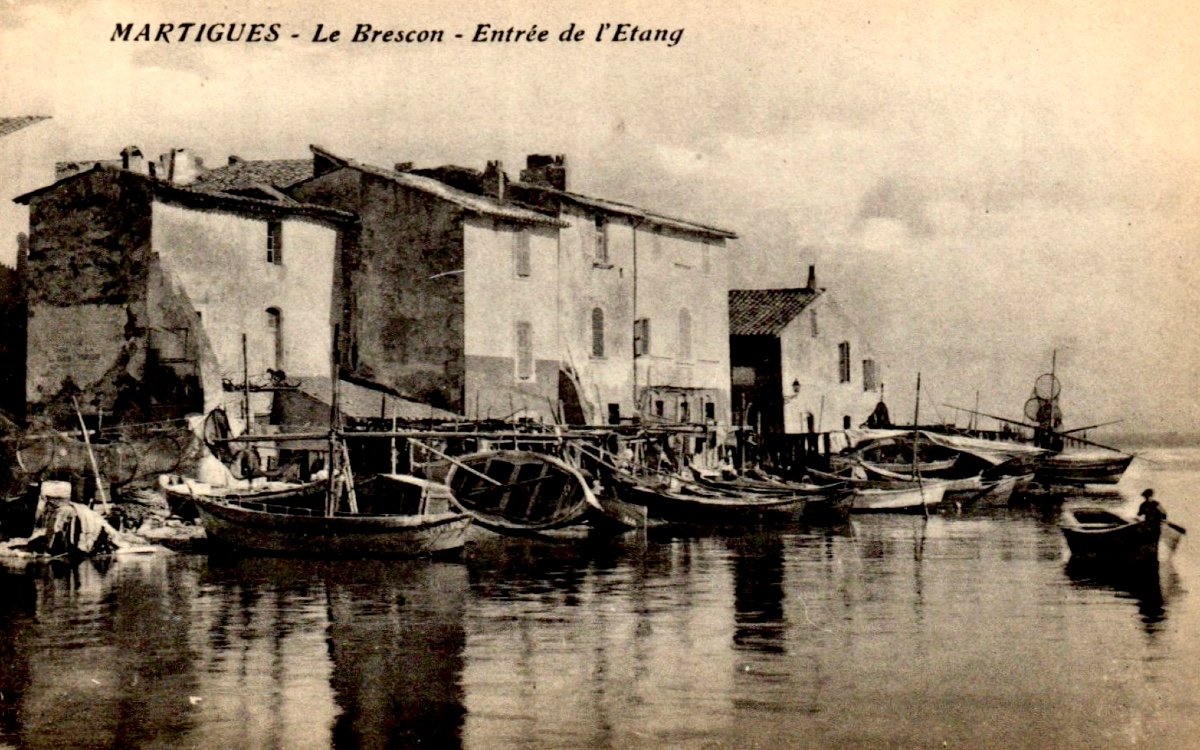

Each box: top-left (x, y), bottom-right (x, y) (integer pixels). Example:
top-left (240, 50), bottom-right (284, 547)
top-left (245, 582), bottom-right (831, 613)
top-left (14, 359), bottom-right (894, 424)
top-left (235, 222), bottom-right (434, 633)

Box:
top-left (326, 325), bottom-right (340, 517)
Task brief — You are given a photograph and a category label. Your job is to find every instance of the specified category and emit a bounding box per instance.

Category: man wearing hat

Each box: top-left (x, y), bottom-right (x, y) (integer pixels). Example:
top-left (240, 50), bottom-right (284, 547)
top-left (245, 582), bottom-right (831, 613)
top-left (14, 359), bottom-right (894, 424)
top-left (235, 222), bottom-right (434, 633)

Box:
top-left (1138, 488), bottom-right (1167, 523)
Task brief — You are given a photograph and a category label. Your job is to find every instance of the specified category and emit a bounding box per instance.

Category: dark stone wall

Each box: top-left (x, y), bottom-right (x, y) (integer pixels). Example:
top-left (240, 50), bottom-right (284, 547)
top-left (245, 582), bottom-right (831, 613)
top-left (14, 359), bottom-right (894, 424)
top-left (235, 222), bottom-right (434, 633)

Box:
top-left (25, 170), bottom-right (154, 307)
top-left (292, 169), bottom-right (466, 412)
top-left (23, 170), bottom-right (157, 424)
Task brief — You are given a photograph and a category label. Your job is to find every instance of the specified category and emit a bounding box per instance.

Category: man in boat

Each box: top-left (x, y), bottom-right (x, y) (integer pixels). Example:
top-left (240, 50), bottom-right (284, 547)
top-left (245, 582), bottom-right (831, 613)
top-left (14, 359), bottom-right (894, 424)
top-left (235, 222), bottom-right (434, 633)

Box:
top-left (1138, 489), bottom-right (1167, 523)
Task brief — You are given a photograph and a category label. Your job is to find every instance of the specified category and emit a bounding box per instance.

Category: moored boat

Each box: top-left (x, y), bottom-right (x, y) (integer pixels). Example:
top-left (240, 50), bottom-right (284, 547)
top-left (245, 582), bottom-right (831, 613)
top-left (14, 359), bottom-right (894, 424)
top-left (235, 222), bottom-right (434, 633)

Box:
top-left (445, 450), bottom-right (603, 532)
top-left (164, 478), bottom-right (325, 521)
top-left (1035, 451), bottom-right (1134, 486)
top-left (614, 479), bottom-right (809, 522)
top-left (192, 493), bottom-right (471, 557)
top-left (850, 481), bottom-right (947, 513)
top-left (1060, 505), bottom-right (1185, 563)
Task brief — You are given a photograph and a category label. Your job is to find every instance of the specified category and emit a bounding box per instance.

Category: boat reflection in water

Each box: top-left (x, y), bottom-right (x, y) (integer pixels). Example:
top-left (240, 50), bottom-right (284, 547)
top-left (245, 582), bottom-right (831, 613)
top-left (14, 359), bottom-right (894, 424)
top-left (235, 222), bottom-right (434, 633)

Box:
top-left (1064, 557), bottom-right (1182, 631)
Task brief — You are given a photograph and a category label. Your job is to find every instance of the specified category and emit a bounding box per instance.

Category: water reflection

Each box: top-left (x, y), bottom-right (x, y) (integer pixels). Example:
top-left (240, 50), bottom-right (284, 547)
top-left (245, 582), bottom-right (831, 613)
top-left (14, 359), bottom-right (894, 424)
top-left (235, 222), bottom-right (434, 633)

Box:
top-left (727, 531), bottom-right (786, 655)
top-left (1064, 558), bottom-right (1182, 631)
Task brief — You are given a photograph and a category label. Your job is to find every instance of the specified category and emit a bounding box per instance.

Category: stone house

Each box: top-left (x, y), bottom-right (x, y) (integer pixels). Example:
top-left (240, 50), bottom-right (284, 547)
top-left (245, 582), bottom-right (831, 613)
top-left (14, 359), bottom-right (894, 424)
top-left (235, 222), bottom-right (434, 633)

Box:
top-left (14, 164), bottom-right (354, 427)
top-left (729, 267), bottom-right (882, 435)
top-left (504, 156), bottom-right (737, 435)
top-left (288, 146), bottom-right (566, 422)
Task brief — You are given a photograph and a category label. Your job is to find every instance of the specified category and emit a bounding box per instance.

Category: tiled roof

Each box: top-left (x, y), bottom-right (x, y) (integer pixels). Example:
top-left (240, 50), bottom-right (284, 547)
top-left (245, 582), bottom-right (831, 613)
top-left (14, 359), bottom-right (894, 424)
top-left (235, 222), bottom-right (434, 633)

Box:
top-left (510, 181), bottom-right (737, 239)
top-left (190, 158), bottom-right (312, 194)
top-left (728, 288), bottom-right (822, 336)
top-left (0, 115), bottom-right (50, 139)
top-left (295, 377), bottom-right (460, 420)
top-left (13, 165), bottom-right (357, 224)
top-left (308, 146), bottom-right (565, 227)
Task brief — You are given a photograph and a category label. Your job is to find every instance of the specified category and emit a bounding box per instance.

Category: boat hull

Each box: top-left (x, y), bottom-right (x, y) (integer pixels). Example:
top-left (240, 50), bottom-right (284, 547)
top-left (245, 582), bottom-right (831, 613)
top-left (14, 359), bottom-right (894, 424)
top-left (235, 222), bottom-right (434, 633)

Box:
top-left (165, 480), bottom-right (325, 521)
top-left (1060, 506), bottom-right (1184, 563)
top-left (446, 450), bottom-right (601, 532)
top-left (850, 483), bottom-right (947, 513)
top-left (616, 481), bottom-right (807, 522)
top-left (1035, 453), bottom-right (1133, 486)
top-left (194, 497), bottom-right (471, 557)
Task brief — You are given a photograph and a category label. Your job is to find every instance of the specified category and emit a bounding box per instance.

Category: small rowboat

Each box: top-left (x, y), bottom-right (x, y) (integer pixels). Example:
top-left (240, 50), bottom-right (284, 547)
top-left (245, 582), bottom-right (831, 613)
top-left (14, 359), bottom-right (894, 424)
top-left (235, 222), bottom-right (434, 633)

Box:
top-left (445, 450), bottom-right (602, 532)
top-left (614, 479), bottom-right (809, 522)
top-left (164, 479), bottom-right (325, 521)
top-left (849, 482), bottom-right (947, 513)
top-left (192, 494), bottom-right (471, 557)
top-left (1060, 505), bottom-right (1186, 563)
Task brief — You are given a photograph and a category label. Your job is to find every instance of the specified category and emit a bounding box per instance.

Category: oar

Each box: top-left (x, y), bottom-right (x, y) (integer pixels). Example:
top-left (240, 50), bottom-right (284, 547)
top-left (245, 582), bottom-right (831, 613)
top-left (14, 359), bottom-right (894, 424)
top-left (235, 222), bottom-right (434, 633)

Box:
top-left (408, 438), bottom-right (501, 486)
top-left (1060, 419), bottom-right (1125, 435)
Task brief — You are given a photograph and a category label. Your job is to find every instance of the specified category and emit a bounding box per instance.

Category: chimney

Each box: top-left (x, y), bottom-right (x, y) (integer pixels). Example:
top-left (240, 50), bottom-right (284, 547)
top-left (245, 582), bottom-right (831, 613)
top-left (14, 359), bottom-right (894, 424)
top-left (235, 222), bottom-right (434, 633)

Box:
top-left (519, 154), bottom-right (567, 191)
top-left (120, 146), bottom-right (145, 174)
top-left (162, 148), bottom-right (203, 185)
top-left (806, 264), bottom-right (817, 289)
top-left (483, 160), bottom-right (506, 202)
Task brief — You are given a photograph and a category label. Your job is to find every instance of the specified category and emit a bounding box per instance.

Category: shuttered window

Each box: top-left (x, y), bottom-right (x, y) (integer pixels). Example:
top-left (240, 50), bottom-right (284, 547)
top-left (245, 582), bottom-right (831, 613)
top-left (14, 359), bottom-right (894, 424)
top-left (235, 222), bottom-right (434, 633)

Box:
top-left (633, 318), bottom-right (651, 356)
top-left (515, 321), bottom-right (533, 380)
top-left (266, 220), bottom-right (282, 265)
top-left (594, 216), bottom-right (608, 265)
top-left (863, 359), bottom-right (878, 391)
top-left (591, 307), bottom-right (605, 358)
top-left (513, 229), bottom-right (531, 277)
top-left (838, 341), bottom-right (851, 383)
top-left (678, 309), bottom-right (692, 361)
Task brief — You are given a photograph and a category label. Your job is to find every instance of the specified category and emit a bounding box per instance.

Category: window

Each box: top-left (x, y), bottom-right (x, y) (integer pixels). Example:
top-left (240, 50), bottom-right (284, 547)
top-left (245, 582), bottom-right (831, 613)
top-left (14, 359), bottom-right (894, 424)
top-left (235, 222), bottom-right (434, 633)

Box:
top-left (591, 307), bottom-right (605, 358)
top-left (633, 317), bottom-right (651, 356)
top-left (677, 309), bottom-right (692, 361)
top-left (705, 401), bottom-right (715, 421)
top-left (810, 309), bottom-right (818, 337)
top-left (266, 220), bottom-right (282, 265)
top-left (266, 307), bottom-right (283, 370)
top-left (654, 400), bottom-right (664, 418)
top-left (607, 404), bottom-right (620, 425)
top-left (679, 399), bottom-right (690, 423)
top-left (863, 359), bottom-right (878, 391)
top-left (515, 321), bottom-right (533, 379)
top-left (513, 229), bottom-right (531, 277)
top-left (838, 341), bottom-right (851, 383)
top-left (593, 216), bottom-right (608, 265)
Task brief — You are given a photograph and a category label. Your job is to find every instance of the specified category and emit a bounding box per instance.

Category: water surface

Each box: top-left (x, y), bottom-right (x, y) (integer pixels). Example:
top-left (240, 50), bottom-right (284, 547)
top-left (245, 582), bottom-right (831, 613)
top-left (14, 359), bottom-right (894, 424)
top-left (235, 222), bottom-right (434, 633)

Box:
top-left (1, 448), bottom-right (1196, 749)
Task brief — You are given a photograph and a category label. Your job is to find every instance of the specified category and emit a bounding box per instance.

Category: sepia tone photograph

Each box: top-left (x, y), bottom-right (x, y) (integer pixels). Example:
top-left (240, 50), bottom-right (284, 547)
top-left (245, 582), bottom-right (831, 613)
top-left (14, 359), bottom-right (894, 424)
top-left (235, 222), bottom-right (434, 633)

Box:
top-left (1, 0), bottom-right (1197, 747)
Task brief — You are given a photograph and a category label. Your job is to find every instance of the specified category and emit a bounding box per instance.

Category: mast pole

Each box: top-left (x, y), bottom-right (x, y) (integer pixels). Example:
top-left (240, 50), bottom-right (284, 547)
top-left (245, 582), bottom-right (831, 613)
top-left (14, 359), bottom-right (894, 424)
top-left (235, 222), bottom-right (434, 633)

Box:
top-left (326, 325), bottom-right (340, 517)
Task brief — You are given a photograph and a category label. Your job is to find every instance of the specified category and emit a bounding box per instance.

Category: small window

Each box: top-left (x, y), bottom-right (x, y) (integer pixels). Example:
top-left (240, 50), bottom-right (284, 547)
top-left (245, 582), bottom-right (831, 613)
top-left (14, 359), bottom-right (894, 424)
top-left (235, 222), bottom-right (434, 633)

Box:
top-left (679, 399), bottom-right (690, 423)
top-left (513, 229), bottom-right (531, 277)
top-left (267, 220), bottom-right (282, 265)
top-left (607, 403), bottom-right (620, 425)
top-left (593, 216), bottom-right (608, 265)
top-left (266, 307), bottom-right (283, 370)
top-left (705, 401), bottom-right (715, 421)
top-left (843, 415), bottom-right (852, 429)
top-left (654, 400), bottom-right (664, 418)
top-left (838, 341), bottom-right (851, 383)
top-left (515, 321), bottom-right (533, 379)
top-left (678, 309), bottom-right (692, 361)
top-left (591, 307), bottom-right (605, 358)
top-left (634, 317), bottom-right (651, 356)
top-left (863, 359), bottom-right (878, 391)
top-left (810, 309), bottom-right (818, 337)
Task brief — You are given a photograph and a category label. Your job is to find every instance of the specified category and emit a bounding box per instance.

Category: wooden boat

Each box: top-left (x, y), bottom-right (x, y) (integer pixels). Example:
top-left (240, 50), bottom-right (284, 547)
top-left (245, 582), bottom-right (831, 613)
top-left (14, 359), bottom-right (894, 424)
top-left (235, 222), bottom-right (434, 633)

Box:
top-left (1060, 505), bottom-right (1185, 563)
top-left (689, 468), bottom-right (841, 497)
top-left (191, 491), bottom-right (471, 557)
top-left (966, 473), bottom-right (1033, 508)
top-left (164, 479), bottom-right (325, 521)
top-left (445, 450), bottom-right (603, 532)
top-left (850, 482), bottom-right (947, 513)
top-left (1035, 451), bottom-right (1133, 486)
top-left (615, 479), bottom-right (809, 522)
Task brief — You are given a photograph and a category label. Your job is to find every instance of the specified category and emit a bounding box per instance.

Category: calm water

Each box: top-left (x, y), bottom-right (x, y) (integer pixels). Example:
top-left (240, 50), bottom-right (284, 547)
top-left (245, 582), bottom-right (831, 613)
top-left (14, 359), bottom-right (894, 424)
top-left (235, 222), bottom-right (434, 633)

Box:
top-left (2, 448), bottom-right (1198, 749)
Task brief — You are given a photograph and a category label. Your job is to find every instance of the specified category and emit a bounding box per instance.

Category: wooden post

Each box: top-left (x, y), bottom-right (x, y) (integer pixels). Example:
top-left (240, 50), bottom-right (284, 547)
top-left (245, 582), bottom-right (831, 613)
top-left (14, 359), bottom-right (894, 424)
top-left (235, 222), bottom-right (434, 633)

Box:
top-left (72, 396), bottom-right (108, 511)
top-left (242, 333), bottom-right (252, 434)
top-left (326, 325), bottom-right (340, 517)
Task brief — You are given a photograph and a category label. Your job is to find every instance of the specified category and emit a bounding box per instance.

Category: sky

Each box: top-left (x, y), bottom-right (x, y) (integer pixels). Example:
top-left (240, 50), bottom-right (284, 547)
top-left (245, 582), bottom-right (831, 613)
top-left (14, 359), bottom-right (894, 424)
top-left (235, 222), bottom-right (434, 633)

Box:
top-left (2, 0), bottom-right (1198, 435)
